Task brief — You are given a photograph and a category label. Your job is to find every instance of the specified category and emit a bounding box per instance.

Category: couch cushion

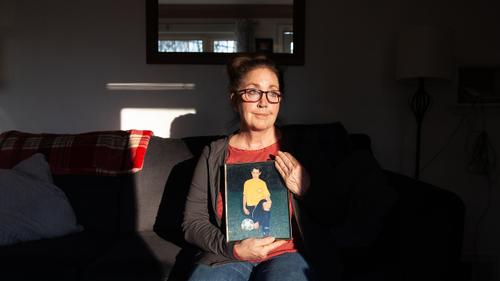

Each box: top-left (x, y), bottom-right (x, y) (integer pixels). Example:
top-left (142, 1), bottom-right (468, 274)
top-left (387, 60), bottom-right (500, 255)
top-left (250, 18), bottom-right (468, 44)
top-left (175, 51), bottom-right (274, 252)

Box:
top-left (121, 136), bottom-right (200, 233)
top-left (53, 174), bottom-right (126, 234)
top-left (50, 135), bottom-right (217, 235)
top-left (152, 136), bottom-right (222, 244)
top-left (0, 231), bottom-right (113, 281)
top-left (153, 157), bottom-right (199, 247)
top-left (384, 171), bottom-right (465, 280)
top-left (0, 153), bottom-right (83, 246)
top-left (81, 231), bottom-right (181, 281)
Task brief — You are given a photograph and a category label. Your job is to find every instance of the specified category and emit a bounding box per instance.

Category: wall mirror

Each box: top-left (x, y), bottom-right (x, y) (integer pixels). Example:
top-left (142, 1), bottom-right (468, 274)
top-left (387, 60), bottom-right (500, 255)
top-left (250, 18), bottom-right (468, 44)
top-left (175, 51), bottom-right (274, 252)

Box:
top-left (146, 0), bottom-right (304, 65)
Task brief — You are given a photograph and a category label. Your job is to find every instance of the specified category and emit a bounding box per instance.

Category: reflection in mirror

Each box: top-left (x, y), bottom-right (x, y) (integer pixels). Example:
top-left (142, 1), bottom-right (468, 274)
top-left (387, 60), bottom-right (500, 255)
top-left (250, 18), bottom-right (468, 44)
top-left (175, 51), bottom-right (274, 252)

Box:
top-left (158, 0), bottom-right (293, 54)
top-left (146, 0), bottom-right (304, 64)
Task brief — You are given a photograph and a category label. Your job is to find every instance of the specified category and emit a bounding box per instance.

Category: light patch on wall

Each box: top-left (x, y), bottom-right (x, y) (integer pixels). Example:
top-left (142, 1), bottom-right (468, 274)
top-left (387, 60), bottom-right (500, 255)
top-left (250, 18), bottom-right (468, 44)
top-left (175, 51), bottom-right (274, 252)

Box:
top-left (107, 83), bottom-right (195, 91)
top-left (120, 108), bottom-right (196, 138)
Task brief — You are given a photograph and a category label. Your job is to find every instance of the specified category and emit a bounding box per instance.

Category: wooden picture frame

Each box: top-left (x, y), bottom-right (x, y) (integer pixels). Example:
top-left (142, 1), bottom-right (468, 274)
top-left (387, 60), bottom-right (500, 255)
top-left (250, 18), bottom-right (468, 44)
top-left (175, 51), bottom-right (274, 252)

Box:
top-left (458, 67), bottom-right (500, 104)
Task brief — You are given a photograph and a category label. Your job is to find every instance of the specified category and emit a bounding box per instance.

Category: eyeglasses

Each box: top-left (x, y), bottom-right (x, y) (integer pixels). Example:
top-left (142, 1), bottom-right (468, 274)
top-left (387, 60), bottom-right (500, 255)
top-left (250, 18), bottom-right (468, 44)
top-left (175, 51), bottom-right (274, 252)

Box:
top-left (237, 88), bottom-right (282, 104)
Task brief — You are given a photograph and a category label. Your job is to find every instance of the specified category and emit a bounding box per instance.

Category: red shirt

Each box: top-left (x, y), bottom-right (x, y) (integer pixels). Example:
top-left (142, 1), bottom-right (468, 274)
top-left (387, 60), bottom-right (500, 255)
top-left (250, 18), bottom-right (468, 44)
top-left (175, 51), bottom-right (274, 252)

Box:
top-left (216, 141), bottom-right (298, 261)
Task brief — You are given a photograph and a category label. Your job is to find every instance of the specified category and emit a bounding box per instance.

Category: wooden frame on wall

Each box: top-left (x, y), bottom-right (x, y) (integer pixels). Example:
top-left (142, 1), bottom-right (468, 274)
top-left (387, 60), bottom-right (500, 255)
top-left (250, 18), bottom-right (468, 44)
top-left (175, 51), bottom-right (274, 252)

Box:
top-left (458, 67), bottom-right (500, 104)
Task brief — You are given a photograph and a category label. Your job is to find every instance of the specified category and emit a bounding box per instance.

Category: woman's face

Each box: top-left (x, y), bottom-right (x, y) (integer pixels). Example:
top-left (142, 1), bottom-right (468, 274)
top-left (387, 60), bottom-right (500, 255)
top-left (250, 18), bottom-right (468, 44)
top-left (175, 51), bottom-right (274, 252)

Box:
top-left (235, 67), bottom-right (281, 132)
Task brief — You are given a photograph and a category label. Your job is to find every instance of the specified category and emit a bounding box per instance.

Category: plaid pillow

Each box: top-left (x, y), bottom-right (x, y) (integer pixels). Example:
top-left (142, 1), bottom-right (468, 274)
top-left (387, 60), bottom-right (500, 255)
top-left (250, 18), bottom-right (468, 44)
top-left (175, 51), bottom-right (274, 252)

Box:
top-left (0, 130), bottom-right (153, 176)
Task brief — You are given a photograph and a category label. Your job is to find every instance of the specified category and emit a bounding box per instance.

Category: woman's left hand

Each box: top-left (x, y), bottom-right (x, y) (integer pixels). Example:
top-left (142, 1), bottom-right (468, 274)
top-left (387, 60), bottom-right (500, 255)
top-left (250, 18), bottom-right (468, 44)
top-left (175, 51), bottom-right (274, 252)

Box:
top-left (274, 151), bottom-right (310, 197)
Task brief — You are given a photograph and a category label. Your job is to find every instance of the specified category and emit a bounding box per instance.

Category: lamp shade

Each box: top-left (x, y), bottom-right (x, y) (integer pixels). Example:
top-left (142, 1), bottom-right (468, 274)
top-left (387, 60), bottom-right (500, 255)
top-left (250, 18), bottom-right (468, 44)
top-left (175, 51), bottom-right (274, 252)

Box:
top-left (396, 26), bottom-right (453, 80)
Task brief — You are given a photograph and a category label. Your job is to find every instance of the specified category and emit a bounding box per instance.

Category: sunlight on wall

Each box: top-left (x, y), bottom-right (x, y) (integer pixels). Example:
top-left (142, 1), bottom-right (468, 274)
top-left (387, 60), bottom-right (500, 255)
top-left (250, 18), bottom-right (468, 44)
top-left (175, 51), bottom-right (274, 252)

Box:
top-left (120, 108), bottom-right (196, 138)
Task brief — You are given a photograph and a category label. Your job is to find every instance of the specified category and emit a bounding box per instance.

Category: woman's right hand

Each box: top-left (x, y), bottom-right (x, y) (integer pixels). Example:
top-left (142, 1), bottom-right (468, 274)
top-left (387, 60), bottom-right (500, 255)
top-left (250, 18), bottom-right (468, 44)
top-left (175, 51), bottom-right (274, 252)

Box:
top-left (234, 237), bottom-right (286, 260)
top-left (243, 207), bottom-right (250, 215)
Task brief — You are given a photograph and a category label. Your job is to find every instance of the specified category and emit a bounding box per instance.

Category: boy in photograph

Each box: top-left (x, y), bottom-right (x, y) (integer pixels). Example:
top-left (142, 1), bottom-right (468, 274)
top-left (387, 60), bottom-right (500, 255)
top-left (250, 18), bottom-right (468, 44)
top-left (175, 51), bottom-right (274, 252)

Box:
top-left (242, 167), bottom-right (272, 236)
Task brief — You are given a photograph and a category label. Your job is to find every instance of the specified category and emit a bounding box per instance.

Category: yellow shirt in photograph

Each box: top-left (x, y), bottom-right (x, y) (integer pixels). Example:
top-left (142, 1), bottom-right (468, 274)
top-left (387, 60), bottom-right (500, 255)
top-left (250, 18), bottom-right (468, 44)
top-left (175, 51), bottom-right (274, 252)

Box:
top-left (243, 178), bottom-right (270, 206)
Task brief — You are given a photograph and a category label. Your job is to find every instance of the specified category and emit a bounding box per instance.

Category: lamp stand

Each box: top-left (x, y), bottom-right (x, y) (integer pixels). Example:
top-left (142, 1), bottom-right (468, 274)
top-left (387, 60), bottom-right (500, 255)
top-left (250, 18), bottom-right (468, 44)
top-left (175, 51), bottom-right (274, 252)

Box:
top-left (410, 77), bottom-right (431, 180)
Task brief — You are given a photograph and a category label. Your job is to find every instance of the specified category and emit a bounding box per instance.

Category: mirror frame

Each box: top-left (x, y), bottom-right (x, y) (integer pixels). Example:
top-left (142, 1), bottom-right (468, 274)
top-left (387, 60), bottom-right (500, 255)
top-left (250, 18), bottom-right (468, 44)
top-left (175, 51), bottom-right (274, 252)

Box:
top-left (146, 0), bottom-right (305, 65)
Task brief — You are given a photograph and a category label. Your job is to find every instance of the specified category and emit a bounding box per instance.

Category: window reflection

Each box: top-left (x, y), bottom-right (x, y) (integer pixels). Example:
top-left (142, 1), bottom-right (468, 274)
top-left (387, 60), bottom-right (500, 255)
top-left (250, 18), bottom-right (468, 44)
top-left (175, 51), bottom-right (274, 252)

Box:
top-left (158, 40), bottom-right (203, 52)
top-left (214, 40), bottom-right (237, 53)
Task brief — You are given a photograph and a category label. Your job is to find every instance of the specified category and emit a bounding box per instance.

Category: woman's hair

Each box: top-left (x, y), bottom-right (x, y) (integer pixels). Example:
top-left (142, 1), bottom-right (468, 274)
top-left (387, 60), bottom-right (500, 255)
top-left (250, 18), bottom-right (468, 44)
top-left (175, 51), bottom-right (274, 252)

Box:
top-left (226, 54), bottom-right (283, 107)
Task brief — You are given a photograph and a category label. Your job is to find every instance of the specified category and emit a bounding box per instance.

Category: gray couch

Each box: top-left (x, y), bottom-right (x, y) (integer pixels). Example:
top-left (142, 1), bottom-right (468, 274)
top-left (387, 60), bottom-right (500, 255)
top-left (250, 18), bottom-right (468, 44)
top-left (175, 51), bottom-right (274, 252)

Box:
top-left (0, 123), bottom-right (465, 281)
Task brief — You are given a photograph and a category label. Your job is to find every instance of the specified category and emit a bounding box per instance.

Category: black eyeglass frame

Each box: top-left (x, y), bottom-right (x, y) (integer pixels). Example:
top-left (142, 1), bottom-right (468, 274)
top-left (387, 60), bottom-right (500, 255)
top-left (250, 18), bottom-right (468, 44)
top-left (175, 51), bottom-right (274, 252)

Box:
top-left (237, 88), bottom-right (283, 104)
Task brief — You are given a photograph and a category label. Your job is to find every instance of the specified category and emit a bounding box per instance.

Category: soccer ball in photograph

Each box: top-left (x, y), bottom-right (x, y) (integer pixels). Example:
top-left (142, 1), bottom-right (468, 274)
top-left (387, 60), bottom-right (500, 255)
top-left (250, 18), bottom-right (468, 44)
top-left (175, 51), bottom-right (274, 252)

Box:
top-left (240, 218), bottom-right (255, 231)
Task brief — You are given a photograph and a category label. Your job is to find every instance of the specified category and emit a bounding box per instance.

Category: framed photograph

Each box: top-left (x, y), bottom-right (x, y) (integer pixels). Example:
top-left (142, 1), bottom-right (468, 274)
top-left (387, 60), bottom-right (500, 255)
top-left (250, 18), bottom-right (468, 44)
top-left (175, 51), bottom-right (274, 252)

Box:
top-left (224, 161), bottom-right (291, 242)
top-left (255, 38), bottom-right (274, 53)
top-left (458, 67), bottom-right (500, 104)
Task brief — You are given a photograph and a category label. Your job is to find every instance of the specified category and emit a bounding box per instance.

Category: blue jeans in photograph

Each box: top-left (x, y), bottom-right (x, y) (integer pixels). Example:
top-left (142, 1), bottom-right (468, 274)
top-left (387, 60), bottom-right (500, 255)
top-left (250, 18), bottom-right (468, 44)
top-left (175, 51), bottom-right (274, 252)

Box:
top-left (187, 252), bottom-right (316, 281)
top-left (247, 199), bottom-right (271, 236)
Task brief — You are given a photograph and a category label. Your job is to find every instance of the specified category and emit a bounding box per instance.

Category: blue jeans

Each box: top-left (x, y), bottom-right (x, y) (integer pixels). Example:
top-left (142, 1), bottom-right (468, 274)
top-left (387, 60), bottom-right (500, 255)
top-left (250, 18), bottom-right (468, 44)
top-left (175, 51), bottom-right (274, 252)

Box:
top-left (187, 252), bottom-right (316, 281)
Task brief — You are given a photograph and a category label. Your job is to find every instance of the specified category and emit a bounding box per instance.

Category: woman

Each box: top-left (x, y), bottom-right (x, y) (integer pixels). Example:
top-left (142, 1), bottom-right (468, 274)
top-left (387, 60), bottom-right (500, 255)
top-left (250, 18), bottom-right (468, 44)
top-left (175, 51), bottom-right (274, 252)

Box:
top-left (182, 54), bottom-right (316, 281)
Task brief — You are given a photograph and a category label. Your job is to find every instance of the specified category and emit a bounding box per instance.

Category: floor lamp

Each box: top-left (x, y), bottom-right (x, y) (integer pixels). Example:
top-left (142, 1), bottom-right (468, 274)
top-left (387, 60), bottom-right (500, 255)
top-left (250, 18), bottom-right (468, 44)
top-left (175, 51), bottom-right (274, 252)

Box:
top-left (396, 26), bottom-right (453, 180)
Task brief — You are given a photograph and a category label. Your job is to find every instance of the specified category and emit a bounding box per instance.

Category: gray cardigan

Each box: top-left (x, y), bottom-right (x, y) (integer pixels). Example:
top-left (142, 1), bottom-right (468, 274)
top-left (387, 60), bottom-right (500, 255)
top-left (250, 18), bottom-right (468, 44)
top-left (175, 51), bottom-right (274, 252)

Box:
top-left (182, 136), bottom-right (236, 265)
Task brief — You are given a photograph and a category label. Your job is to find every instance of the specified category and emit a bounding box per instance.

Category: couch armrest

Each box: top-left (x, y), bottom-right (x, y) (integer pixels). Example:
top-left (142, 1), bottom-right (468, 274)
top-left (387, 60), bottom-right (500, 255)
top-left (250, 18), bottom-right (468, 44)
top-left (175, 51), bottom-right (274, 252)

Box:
top-left (384, 170), bottom-right (465, 280)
